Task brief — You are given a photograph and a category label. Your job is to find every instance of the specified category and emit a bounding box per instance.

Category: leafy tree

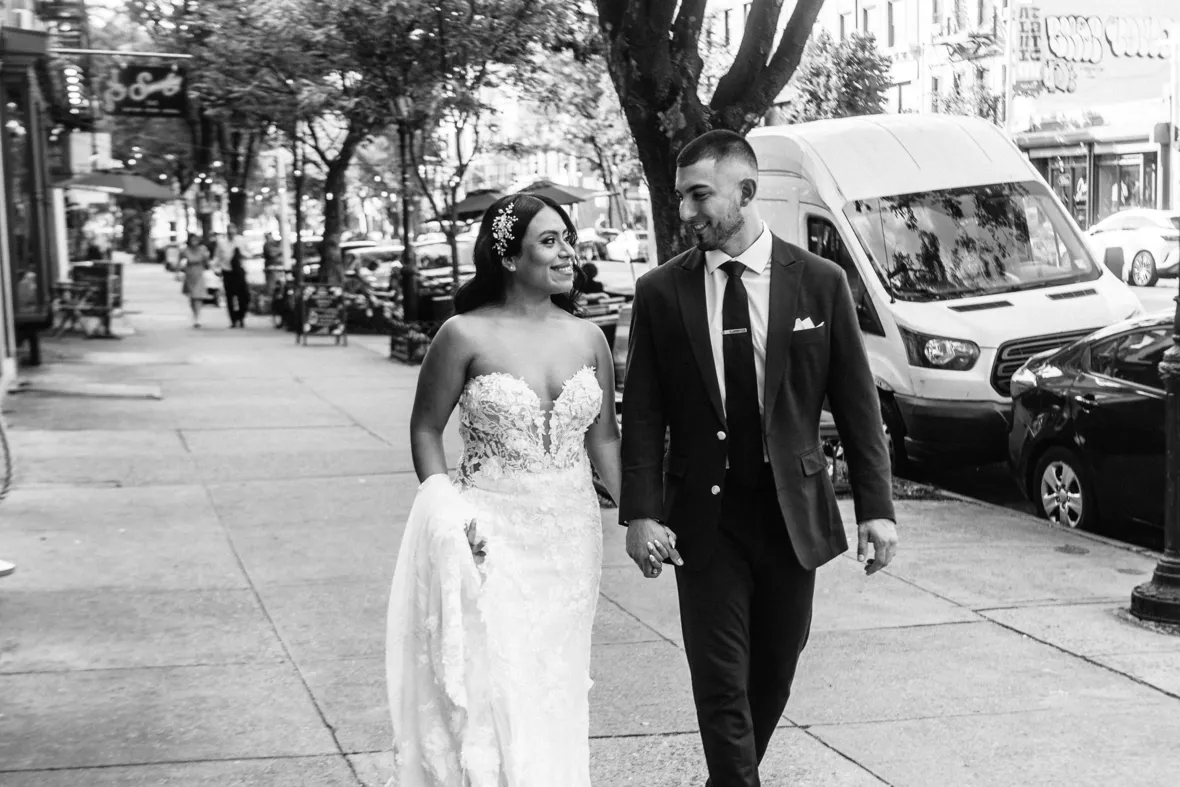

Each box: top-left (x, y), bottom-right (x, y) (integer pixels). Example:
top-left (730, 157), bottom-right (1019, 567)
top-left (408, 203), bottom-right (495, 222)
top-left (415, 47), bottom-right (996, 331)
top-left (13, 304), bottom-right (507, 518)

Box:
top-left (342, 0), bottom-right (577, 313)
top-left (935, 70), bottom-right (1003, 125)
top-left (770, 31), bottom-right (890, 125)
top-left (596, 0), bottom-right (825, 260)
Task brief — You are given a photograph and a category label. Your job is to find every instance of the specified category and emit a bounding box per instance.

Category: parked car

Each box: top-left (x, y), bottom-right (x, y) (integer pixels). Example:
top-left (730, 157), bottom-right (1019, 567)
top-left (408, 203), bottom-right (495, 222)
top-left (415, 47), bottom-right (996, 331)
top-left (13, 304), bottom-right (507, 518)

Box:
top-left (343, 244), bottom-right (404, 290)
top-left (1085, 209), bottom-right (1180, 287)
top-left (1008, 310), bottom-right (1170, 533)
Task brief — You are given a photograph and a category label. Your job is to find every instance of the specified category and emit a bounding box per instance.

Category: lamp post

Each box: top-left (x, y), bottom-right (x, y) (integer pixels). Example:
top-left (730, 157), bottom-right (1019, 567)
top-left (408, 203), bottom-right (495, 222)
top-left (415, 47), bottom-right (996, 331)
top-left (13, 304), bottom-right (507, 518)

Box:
top-left (394, 96), bottom-right (418, 322)
top-left (1130, 26), bottom-right (1180, 625)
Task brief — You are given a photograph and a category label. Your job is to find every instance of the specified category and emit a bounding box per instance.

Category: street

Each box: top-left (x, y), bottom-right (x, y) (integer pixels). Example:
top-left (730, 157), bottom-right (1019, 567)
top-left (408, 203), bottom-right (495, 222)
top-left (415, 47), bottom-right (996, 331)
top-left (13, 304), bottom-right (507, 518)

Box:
top-left (911, 280), bottom-right (1175, 551)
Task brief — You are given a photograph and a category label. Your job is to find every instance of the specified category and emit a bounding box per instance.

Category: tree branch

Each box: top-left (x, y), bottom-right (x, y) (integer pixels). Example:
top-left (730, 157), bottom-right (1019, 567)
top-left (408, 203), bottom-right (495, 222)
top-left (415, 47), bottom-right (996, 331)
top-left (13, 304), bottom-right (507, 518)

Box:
top-left (728, 0), bottom-right (825, 126)
top-left (711, 0), bottom-right (796, 113)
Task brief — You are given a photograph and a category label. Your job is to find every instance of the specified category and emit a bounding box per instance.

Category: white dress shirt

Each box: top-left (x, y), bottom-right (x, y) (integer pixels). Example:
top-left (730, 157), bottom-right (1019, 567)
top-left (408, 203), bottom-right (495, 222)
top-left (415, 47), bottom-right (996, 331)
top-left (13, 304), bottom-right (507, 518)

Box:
top-left (703, 222), bottom-right (773, 417)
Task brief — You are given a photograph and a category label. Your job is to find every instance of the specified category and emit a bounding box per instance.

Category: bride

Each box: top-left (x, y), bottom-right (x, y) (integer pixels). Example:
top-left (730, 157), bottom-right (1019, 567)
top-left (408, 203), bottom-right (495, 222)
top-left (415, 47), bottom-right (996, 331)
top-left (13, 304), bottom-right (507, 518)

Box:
top-left (387, 193), bottom-right (626, 786)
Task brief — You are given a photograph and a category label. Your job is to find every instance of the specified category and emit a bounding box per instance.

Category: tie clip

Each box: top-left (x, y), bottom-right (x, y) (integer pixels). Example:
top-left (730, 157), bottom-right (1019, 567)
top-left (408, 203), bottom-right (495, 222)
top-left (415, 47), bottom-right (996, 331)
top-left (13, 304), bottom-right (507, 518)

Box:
top-left (722, 328), bottom-right (748, 336)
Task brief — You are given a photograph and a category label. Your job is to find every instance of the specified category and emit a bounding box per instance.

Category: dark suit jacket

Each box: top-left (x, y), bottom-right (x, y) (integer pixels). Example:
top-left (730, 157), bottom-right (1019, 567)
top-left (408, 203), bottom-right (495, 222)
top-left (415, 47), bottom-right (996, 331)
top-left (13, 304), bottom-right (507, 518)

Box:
top-left (619, 235), bottom-right (895, 571)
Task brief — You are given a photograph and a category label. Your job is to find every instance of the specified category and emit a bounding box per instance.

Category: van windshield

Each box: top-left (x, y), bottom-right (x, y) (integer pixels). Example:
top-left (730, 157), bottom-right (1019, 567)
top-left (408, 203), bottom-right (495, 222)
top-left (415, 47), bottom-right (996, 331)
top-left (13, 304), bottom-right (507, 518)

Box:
top-left (843, 180), bottom-right (1100, 302)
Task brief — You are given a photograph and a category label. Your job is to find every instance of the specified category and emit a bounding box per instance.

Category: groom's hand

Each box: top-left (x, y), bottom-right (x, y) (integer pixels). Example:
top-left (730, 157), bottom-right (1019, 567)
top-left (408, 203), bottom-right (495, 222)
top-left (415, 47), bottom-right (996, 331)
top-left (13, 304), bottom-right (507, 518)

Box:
top-left (857, 518), bottom-right (899, 575)
top-left (626, 518), bottom-right (682, 578)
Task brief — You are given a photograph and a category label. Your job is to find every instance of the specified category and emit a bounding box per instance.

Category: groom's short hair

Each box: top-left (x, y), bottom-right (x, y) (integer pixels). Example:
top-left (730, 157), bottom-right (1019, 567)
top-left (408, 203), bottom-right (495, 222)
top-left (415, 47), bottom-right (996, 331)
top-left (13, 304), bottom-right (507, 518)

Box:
top-left (677, 130), bottom-right (758, 172)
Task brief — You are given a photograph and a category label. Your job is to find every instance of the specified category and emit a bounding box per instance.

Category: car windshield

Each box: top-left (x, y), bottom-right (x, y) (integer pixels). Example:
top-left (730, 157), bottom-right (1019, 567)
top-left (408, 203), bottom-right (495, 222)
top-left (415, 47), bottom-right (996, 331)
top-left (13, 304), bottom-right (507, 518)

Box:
top-left (843, 180), bottom-right (1100, 302)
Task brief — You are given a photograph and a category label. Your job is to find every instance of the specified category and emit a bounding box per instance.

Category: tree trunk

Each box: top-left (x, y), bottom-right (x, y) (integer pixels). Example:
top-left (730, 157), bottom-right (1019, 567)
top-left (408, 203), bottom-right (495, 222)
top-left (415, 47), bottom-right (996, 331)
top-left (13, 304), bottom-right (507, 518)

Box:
top-left (227, 189), bottom-right (249, 231)
top-left (319, 127), bottom-right (365, 284)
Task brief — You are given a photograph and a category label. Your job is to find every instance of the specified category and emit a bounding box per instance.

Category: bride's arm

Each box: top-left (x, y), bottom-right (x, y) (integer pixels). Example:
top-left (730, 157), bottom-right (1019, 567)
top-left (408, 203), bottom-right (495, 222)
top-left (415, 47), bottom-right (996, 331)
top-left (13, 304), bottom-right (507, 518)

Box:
top-left (585, 324), bottom-right (622, 505)
top-left (410, 318), bottom-right (473, 482)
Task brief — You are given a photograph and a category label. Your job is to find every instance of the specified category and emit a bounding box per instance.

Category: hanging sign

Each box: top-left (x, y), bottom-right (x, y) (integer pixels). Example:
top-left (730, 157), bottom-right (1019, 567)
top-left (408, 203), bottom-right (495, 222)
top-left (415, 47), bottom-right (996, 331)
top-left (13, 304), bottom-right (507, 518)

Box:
top-left (101, 65), bottom-right (187, 117)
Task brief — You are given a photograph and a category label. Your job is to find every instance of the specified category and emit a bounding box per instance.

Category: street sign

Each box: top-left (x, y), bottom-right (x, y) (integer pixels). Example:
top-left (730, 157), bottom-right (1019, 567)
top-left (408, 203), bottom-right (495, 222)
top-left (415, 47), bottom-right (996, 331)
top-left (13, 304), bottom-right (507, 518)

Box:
top-left (101, 65), bottom-right (187, 118)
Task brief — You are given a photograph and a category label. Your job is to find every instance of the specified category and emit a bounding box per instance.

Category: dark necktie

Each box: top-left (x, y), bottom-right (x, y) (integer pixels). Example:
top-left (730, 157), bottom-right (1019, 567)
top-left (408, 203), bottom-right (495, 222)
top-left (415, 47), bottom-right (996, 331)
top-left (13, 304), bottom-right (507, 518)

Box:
top-left (720, 260), bottom-right (763, 477)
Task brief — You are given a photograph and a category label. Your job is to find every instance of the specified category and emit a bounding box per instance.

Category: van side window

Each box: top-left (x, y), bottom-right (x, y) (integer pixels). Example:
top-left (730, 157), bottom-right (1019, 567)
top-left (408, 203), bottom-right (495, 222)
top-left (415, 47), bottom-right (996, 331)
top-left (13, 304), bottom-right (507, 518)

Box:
top-left (805, 215), bottom-right (884, 336)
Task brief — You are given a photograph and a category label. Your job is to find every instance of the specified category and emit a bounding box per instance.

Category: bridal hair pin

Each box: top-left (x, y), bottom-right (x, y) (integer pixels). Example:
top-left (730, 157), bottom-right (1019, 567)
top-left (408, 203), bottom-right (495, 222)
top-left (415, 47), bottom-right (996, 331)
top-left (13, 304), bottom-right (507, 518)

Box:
top-left (492, 200), bottom-right (517, 259)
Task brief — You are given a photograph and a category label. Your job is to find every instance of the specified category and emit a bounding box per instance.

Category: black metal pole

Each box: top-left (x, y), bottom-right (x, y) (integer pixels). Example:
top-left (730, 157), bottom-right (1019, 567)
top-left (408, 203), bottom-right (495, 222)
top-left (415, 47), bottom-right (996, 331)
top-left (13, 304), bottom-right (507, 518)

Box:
top-left (399, 121), bottom-right (418, 322)
top-left (1131, 277), bottom-right (1180, 624)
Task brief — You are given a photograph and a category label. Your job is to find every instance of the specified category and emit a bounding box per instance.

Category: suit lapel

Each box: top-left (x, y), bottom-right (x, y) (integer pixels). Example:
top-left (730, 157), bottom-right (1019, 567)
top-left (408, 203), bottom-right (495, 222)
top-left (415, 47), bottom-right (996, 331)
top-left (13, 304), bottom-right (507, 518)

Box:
top-left (763, 237), bottom-right (803, 424)
top-left (673, 250), bottom-right (726, 425)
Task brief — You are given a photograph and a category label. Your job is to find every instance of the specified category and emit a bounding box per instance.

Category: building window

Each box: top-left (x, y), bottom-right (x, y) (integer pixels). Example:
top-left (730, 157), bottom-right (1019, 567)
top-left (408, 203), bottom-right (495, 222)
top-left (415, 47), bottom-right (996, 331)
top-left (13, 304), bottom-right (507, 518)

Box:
top-left (840, 12), bottom-right (850, 40)
top-left (722, 9), bottom-right (731, 46)
top-left (743, 2), bottom-right (752, 24)
top-left (887, 2), bottom-right (897, 47)
top-left (896, 81), bottom-right (912, 112)
top-left (933, 0), bottom-right (942, 24)
top-left (977, 0), bottom-right (987, 26)
top-left (863, 6), bottom-right (877, 37)
top-left (931, 75), bottom-right (941, 111)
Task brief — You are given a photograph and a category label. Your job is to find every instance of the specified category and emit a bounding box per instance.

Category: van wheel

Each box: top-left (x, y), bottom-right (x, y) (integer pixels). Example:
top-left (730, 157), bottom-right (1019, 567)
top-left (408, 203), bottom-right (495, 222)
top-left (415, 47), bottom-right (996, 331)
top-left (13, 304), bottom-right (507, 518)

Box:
top-left (1033, 447), bottom-right (1097, 531)
top-left (880, 397), bottom-right (910, 475)
top-left (1129, 251), bottom-right (1158, 287)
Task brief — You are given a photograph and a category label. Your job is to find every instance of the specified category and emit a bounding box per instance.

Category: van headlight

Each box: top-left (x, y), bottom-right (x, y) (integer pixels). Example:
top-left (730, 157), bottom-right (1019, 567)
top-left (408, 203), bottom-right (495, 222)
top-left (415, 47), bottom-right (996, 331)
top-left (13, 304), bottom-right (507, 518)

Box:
top-left (900, 328), bottom-right (981, 371)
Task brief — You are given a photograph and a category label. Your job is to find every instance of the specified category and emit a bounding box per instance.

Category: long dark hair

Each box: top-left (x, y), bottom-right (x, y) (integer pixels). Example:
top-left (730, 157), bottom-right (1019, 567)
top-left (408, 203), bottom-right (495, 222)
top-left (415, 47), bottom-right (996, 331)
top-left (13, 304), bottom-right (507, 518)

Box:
top-left (453, 193), bottom-right (584, 315)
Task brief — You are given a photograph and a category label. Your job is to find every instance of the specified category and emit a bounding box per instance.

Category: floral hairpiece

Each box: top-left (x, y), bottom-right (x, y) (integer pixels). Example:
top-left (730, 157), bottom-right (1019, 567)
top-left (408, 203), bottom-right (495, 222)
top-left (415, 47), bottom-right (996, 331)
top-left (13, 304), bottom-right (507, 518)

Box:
top-left (491, 200), bottom-right (517, 259)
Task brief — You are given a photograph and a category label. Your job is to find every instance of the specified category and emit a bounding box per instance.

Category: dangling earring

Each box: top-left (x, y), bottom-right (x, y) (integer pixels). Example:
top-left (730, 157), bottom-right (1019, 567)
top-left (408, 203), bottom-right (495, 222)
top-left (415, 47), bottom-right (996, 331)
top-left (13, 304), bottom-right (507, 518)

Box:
top-left (504, 262), bottom-right (516, 272)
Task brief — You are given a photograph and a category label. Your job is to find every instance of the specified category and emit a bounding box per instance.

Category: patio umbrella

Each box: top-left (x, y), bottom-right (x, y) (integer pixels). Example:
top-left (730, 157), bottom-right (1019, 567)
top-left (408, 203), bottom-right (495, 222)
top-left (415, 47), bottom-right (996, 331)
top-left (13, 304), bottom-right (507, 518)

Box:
top-left (451, 188), bottom-right (504, 220)
top-left (55, 172), bottom-right (178, 201)
top-left (518, 179), bottom-right (600, 205)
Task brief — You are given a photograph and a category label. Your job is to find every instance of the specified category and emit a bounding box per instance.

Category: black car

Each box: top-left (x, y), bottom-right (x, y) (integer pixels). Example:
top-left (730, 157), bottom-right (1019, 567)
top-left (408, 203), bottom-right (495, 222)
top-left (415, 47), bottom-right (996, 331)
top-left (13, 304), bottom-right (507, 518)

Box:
top-left (1008, 310), bottom-right (1170, 533)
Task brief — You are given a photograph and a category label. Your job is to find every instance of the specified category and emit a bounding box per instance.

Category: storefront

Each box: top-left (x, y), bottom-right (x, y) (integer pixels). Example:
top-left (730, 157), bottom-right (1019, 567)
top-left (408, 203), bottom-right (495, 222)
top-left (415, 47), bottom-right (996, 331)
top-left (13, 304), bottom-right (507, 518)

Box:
top-left (0, 27), bottom-right (60, 367)
top-left (1009, 0), bottom-right (1176, 229)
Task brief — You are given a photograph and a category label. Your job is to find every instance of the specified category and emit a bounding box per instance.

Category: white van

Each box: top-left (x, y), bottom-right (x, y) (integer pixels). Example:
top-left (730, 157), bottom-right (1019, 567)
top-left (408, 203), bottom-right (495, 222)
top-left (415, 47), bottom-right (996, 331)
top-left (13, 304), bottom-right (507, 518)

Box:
top-left (740, 115), bottom-right (1143, 467)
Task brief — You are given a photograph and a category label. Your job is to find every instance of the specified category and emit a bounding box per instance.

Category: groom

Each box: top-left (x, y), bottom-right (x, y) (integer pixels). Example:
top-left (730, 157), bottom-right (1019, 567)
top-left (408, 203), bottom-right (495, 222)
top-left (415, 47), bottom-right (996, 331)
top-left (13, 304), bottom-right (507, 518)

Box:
top-left (619, 130), bottom-right (899, 786)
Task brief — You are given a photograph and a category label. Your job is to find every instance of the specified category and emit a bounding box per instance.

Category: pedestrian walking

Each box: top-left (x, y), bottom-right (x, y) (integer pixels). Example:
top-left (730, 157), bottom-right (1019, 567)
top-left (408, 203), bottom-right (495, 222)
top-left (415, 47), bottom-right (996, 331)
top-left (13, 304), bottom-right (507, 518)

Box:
top-left (619, 130), bottom-right (899, 786)
top-left (180, 234), bottom-right (211, 328)
top-left (224, 248), bottom-right (251, 328)
top-left (213, 223), bottom-right (251, 326)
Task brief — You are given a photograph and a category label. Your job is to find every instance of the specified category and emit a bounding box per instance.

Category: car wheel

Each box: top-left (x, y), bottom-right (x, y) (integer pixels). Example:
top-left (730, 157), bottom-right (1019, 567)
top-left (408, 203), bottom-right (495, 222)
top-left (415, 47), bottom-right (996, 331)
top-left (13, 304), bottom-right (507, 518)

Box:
top-left (880, 396), bottom-right (911, 475)
top-left (1034, 447), bottom-right (1097, 531)
top-left (1129, 250), bottom-right (1159, 287)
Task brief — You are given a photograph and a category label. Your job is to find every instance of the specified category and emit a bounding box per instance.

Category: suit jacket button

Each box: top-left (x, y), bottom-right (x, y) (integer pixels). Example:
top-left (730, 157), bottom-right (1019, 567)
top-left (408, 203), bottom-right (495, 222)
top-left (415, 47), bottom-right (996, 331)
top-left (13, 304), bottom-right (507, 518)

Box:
top-left (710, 485), bottom-right (721, 495)
top-left (717, 431), bottom-right (726, 441)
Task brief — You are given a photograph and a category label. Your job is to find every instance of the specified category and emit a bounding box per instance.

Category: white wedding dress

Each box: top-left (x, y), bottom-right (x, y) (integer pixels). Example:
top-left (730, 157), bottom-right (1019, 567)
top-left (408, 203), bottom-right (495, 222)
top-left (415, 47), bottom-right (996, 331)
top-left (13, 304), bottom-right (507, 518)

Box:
top-left (386, 366), bottom-right (604, 787)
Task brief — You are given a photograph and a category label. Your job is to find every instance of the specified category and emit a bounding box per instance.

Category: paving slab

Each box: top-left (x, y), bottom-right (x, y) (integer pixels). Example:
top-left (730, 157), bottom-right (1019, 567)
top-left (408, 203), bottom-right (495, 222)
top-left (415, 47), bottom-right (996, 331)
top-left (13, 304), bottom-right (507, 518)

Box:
top-left (1093, 650), bottom-right (1180, 696)
top-left (812, 555), bottom-right (980, 632)
top-left (6, 429), bottom-right (187, 458)
top-left (592, 594), bottom-right (666, 646)
top-left (206, 474), bottom-right (414, 530)
top-left (784, 621), bottom-right (1168, 727)
top-left (598, 565), bottom-right (684, 645)
top-left (880, 543), bottom-right (1161, 608)
top-left (981, 602), bottom-right (1180, 657)
top-left (0, 756), bottom-right (358, 786)
top-left (589, 641), bottom-right (700, 737)
top-left (3, 396), bottom-right (181, 430)
top-left (10, 454), bottom-right (200, 488)
top-left (299, 657), bottom-right (390, 754)
top-left (229, 522), bottom-right (402, 587)
top-left (348, 752), bottom-right (394, 787)
top-left (0, 589), bottom-right (283, 673)
top-left (181, 425), bottom-right (392, 454)
top-left (258, 581), bottom-right (389, 663)
top-left (192, 450), bottom-right (405, 483)
top-left (589, 729), bottom-right (887, 787)
top-left (1, 484), bottom-right (221, 532)
top-left (167, 401), bottom-right (354, 430)
top-left (0, 526), bottom-right (248, 591)
top-left (0, 663), bottom-right (339, 769)
top-left (810, 699), bottom-right (1180, 787)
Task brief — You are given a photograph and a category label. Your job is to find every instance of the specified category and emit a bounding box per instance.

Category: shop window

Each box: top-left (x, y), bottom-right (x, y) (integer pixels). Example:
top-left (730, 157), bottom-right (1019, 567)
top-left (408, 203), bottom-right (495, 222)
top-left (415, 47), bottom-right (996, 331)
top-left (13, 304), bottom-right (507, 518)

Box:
top-left (4, 76), bottom-right (46, 321)
top-left (1096, 152), bottom-right (1157, 223)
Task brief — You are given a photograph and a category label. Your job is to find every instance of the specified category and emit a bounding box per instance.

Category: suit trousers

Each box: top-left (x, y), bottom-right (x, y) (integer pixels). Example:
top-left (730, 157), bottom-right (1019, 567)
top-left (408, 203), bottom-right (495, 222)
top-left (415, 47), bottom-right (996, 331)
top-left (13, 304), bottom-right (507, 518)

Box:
top-left (675, 464), bottom-right (816, 787)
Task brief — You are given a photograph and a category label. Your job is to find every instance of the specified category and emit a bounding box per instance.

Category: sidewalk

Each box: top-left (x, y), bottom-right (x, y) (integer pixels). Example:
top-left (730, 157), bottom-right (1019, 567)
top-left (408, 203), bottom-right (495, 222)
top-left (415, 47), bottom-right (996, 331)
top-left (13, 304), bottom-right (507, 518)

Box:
top-left (1, 263), bottom-right (1178, 786)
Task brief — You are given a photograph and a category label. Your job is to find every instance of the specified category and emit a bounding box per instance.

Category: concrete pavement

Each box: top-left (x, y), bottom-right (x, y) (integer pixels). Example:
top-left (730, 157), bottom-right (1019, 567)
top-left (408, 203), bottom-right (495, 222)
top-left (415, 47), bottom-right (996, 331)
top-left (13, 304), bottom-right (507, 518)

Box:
top-left (1, 263), bottom-right (1179, 786)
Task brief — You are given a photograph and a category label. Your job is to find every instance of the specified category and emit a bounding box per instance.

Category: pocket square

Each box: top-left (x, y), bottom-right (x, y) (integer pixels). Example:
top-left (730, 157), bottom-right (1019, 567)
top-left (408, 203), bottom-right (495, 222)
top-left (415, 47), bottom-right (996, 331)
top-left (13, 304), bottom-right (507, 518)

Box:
top-left (794, 317), bottom-right (824, 331)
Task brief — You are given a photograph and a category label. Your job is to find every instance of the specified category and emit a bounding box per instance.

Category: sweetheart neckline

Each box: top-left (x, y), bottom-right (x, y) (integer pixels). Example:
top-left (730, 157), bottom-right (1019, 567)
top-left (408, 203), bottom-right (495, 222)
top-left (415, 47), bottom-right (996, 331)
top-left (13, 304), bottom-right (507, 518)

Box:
top-left (465, 365), bottom-right (597, 411)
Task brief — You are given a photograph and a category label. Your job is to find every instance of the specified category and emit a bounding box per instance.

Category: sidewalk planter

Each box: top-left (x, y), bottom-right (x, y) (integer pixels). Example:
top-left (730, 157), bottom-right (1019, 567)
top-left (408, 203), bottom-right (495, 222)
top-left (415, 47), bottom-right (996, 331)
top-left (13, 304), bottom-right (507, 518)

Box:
top-left (389, 320), bottom-right (443, 365)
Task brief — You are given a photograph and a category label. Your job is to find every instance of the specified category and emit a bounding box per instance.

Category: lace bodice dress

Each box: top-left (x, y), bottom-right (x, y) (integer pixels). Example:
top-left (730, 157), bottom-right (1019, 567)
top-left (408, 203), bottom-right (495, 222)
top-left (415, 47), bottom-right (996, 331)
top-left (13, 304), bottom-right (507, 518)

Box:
top-left (387, 366), bottom-right (604, 787)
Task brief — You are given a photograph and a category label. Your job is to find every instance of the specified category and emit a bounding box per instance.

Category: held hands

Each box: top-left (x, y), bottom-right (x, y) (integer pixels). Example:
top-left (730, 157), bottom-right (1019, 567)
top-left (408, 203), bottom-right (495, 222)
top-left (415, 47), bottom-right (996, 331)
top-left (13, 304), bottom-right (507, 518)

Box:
top-left (857, 518), bottom-right (899, 576)
top-left (626, 518), bottom-right (683, 579)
